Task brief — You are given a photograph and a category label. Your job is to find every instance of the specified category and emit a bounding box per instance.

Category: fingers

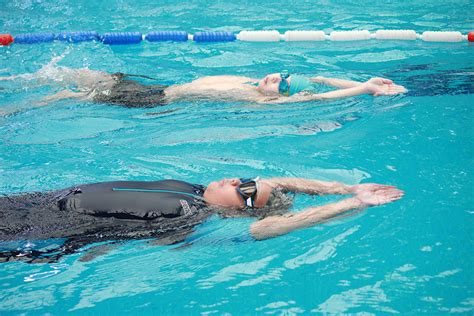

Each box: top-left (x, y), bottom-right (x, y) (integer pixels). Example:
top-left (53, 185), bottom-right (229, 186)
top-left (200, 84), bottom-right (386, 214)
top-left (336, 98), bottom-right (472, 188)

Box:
top-left (374, 187), bottom-right (404, 204)
top-left (389, 84), bottom-right (407, 93)
top-left (369, 185), bottom-right (396, 192)
top-left (370, 184), bottom-right (395, 188)
top-left (377, 187), bottom-right (404, 194)
top-left (373, 82), bottom-right (407, 96)
top-left (360, 183), bottom-right (396, 188)
top-left (357, 184), bottom-right (396, 194)
top-left (380, 185), bottom-right (396, 189)
top-left (381, 188), bottom-right (404, 202)
top-left (356, 185), bottom-right (404, 206)
top-left (371, 77), bottom-right (394, 85)
top-left (379, 84), bottom-right (407, 96)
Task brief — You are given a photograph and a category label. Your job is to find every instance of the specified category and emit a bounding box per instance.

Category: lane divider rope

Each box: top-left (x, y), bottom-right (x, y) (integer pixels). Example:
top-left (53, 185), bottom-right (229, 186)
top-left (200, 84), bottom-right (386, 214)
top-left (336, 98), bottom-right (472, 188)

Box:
top-left (1, 30), bottom-right (473, 46)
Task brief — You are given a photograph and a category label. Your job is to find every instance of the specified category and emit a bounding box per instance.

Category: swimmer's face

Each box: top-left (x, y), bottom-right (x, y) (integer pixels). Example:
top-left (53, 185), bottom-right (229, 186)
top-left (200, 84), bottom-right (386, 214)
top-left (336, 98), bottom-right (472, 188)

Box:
top-left (204, 178), bottom-right (246, 209)
top-left (204, 178), bottom-right (272, 210)
top-left (257, 73), bottom-right (283, 96)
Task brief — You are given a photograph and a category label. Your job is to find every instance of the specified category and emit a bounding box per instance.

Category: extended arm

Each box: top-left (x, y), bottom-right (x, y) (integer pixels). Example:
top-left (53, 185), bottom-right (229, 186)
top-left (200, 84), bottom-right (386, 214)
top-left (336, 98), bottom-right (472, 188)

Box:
top-left (260, 78), bottom-right (407, 104)
top-left (260, 85), bottom-right (369, 104)
top-left (311, 76), bottom-right (363, 89)
top-left (263, 177), bottom-right (353, 195)
top-left (251, 183), bottom-right (403, 240)
top-left (251, 197), bottom-right (363, 239)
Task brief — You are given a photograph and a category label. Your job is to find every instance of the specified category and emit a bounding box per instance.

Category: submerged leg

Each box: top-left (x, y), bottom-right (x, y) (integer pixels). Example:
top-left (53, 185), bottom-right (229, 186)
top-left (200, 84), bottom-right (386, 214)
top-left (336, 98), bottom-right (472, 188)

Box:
top-left (0, 75), bottom-right (19, 81)
top-left (35, 65), bottom-right (114, 90)
top-left (40, 89), bottom-right (91, 104)
top-left (79, 243), bottom-right (117, 262)
top-left (0, 56), bottom-right (114, 91)
top-left (0, 238), bottom-right (89, 264)
top-left (149, 227), bottom-right (195, 246)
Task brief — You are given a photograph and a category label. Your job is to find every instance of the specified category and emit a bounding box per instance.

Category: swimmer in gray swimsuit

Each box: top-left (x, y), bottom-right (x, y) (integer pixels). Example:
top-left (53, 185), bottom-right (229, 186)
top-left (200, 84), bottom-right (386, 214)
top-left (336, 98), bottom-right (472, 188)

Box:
top-left (0, 176), bottom-right (403, 263)
top-left (0, 57), bottom-right (406, 111)
top-left (91, 72), bottom-right (169, 107)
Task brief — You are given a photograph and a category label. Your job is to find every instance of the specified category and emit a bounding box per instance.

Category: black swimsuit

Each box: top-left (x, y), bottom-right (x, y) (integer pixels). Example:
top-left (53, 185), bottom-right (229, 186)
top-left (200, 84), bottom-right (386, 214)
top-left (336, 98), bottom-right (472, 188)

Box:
top-left (0, 180), bottom-right (209, 263)
top-left (92, 73), bottom-right (169, 107)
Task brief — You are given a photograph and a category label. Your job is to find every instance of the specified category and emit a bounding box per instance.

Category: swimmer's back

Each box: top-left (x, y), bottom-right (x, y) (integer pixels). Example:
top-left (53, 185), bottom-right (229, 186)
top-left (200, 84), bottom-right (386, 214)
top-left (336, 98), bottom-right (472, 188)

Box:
top-left (60, 180), bottom-right (207, 220)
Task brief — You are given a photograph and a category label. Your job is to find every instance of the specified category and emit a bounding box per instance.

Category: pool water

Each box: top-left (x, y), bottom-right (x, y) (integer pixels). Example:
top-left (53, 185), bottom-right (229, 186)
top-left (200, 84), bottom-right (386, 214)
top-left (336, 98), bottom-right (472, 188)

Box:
top-left (1, 0), bottom-right (473, 314)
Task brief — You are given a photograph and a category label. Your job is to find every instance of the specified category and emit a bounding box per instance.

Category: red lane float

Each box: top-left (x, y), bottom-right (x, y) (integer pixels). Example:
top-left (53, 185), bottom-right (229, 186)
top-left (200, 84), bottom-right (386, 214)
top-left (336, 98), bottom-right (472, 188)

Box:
top-left (468, 32), bottom-right (474, 42)
top-left (0, 34), bottom-right (14, 46)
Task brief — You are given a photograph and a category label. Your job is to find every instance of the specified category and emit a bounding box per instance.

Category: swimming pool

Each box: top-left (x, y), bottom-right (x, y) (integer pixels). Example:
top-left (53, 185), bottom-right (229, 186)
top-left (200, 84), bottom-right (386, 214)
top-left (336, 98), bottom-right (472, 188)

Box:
top-left (1, 0), bottom-right (473, 313)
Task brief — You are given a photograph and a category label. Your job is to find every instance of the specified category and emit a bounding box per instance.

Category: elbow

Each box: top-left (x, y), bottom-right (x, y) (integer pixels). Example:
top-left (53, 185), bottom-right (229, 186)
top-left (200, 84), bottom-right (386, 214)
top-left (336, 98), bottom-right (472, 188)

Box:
top-left (250, 222), bottom-right (272, 240)
top-left (250, 218), bottom-right (282, 240)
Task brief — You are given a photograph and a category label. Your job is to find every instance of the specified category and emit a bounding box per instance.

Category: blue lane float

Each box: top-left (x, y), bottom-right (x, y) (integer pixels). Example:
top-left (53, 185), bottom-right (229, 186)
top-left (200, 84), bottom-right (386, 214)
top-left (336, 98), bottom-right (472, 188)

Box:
top-left (145, 31), bottom-right (188, 42)
top-left (100, 32), bottom-right (142, 45)
top-left (55, 31), bottom-right (99, 42)
top-left (193, 31), bottom-right (236, 42)
top-left (14, 33), bottom-right (55, 44)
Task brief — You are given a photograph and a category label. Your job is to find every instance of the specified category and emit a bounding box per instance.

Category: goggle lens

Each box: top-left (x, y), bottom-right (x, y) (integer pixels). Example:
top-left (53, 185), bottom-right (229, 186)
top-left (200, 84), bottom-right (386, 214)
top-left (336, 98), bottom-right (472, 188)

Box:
top-left (278, 71), bottom-right (291, 96)
top-left (237, 178), bottom-right (258, 208)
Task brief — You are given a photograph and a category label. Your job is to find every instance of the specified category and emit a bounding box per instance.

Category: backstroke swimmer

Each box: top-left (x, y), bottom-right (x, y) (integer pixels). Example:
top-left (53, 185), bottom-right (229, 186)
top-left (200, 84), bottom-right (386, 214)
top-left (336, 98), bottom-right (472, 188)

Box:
top-left (0, 176), bottom-right (403, 263)
top-left (0, 57), bottom-right (407, 110)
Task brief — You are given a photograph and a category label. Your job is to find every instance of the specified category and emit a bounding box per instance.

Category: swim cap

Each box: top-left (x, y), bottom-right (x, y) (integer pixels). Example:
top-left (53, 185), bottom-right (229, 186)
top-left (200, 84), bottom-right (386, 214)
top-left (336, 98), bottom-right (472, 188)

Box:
top-left (289, 75), bottom-right (313, 96)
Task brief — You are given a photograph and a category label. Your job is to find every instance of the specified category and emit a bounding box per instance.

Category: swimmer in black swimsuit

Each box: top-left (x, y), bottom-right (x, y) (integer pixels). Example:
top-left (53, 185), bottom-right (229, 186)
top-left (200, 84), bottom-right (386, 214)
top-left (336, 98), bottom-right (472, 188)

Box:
top-left (0, 56), bottom-right (406, 112)
top-left (0, 177), bottom-right (403, 263)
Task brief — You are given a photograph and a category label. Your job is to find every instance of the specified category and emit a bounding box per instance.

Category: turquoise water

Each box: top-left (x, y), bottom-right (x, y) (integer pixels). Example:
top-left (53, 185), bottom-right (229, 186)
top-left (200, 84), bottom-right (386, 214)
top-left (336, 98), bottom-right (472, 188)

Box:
top-left (1, 0), bottom-right (473, 314)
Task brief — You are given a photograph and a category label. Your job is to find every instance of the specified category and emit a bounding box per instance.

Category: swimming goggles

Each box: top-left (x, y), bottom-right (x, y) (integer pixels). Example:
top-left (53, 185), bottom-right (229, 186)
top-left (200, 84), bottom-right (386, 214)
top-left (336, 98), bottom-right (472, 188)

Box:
top-left (236, 177), bottom-right (260, 208)
top-left (278, 71), bottom-right (291, 96)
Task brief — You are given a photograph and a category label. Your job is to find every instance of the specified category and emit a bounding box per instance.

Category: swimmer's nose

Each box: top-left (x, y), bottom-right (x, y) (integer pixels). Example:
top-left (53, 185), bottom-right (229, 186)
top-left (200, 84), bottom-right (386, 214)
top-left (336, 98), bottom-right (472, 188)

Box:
top-left (230, 178), bottom-right (240, 186)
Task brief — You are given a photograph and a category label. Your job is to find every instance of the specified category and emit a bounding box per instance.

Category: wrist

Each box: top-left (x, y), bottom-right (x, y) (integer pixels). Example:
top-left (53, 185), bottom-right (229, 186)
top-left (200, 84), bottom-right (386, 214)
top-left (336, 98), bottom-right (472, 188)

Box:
top-left (360, 82), bottom-right (371, 94)
top-left (350, 196), bottom-right (367, 208)
top-left (344, 184), bottom-right (356, 194)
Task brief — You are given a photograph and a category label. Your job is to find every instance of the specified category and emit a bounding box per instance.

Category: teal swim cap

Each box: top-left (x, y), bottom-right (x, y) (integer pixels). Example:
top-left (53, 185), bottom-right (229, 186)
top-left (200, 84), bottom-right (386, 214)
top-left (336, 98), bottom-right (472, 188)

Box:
top-left (288, 75), bottom-right (312, 96)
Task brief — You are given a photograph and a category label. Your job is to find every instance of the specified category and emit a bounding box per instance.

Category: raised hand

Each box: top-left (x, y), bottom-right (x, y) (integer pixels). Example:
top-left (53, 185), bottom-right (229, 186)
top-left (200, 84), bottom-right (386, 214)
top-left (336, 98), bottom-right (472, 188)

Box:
top-left (364, 77), bottom-right (407, 96)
